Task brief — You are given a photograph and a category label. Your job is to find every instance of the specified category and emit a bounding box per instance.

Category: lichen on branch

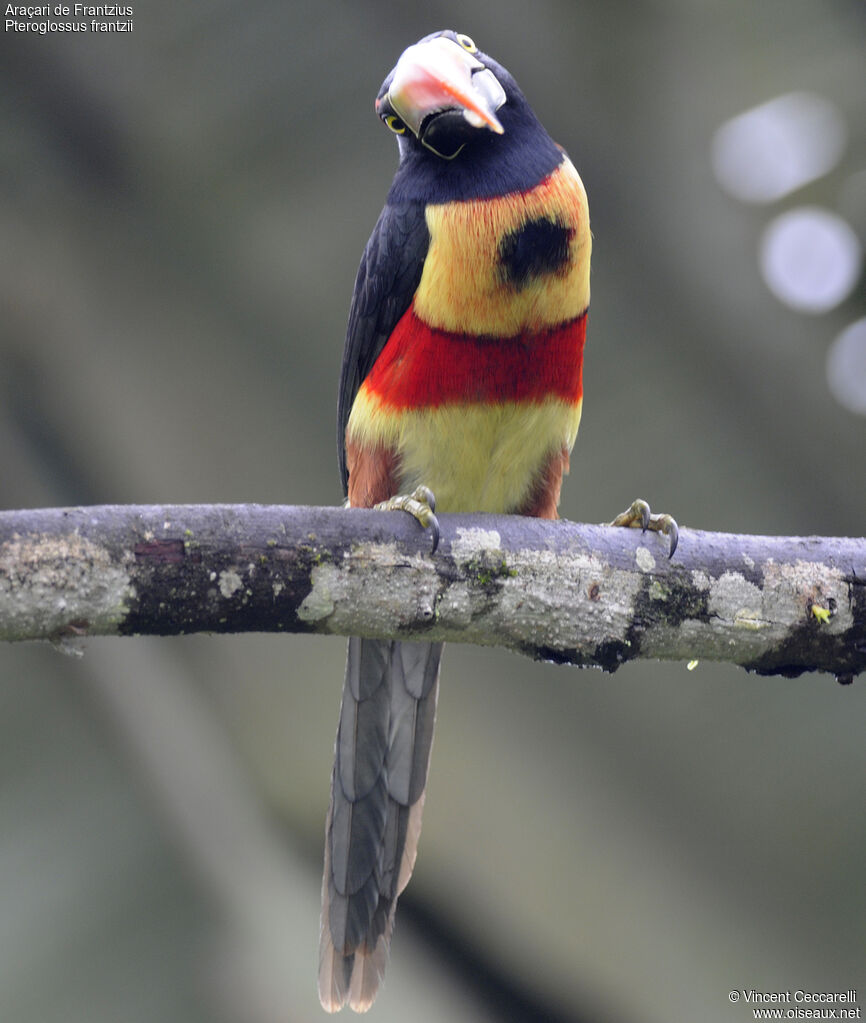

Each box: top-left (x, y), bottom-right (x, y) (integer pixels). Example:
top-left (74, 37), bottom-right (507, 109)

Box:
top-left (0, 504), bottom-right (863, 680)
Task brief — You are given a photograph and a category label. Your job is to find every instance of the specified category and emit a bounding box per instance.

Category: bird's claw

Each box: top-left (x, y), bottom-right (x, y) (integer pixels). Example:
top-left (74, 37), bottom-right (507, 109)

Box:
top-left (375, 485), bottom-right (440, 553)
top-left (611, 498), bottom-right (679, 558)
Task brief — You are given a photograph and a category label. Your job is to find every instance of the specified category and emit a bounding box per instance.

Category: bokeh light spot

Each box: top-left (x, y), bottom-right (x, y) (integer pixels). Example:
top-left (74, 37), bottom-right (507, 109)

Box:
top-left (759, 207), bottom-right (862, 313)
top-left (712, 92), bottom-right (847, 204)
top-left (827, 318), bottom-right (866, 415)
top-left (838, 168), bottom-right (866, 242)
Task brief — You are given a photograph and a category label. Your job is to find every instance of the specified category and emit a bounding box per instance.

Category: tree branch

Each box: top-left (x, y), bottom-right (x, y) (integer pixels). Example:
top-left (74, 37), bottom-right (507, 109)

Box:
top-left (0, 504), bottom-right (863, 680)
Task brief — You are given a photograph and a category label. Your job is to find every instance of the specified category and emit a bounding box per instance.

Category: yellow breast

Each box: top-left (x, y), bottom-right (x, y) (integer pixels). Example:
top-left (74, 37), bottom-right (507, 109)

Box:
top-left (413, 156), bottom-right (591, 336)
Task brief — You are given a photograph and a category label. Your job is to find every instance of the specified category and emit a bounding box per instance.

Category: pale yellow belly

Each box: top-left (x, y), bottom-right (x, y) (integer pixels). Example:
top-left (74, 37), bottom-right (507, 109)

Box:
top-left (375, 397), bottom-right (583, 514)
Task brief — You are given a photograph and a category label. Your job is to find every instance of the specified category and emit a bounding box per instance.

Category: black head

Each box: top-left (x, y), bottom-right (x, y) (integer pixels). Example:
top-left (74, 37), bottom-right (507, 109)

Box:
top-left (375, 31), bottom-right (563, 202)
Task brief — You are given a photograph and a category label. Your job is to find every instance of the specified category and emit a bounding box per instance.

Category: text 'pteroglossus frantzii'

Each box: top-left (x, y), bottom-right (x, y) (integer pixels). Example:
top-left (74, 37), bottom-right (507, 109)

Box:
top-left (319, 29), bottom-right (592, 1013)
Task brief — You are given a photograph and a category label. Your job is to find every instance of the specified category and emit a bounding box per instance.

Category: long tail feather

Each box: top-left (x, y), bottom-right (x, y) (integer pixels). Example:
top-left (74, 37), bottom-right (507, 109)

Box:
top-left (319, 637), bottom-right (442, 1012)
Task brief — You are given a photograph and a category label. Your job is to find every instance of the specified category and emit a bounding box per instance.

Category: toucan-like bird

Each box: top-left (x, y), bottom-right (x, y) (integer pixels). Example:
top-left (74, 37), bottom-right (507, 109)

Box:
top-left (319, 30), bottom-right (674, 1012)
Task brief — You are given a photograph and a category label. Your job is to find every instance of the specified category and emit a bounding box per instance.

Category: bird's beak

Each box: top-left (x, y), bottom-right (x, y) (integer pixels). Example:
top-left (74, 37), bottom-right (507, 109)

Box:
top-left (385, 36), bottom-right (506, 139)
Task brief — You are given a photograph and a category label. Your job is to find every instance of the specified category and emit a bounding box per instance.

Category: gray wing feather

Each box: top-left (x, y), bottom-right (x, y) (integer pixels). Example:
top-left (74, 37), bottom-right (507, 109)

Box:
top-left (336, 202), bottom-right (430, 494)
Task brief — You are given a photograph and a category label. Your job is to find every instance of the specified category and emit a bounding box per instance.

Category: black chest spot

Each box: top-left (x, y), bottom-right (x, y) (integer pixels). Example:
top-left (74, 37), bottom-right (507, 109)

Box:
top-left (497, 217), bottom-right (572, 289)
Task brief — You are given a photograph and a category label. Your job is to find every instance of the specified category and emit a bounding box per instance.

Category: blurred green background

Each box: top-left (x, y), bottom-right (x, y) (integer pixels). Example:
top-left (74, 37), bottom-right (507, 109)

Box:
top-left (1, 1), bottom-right (865, 1021)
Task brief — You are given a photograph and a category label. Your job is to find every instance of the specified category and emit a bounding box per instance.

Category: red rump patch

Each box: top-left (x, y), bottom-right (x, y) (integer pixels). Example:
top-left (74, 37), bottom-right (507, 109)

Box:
top-left (362, 304), bottom-right (586, 409)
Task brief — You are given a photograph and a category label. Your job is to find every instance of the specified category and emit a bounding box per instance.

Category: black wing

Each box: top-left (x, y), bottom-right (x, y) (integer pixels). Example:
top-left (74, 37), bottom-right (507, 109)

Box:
top-left (337, 200), bottom-right (430, 494)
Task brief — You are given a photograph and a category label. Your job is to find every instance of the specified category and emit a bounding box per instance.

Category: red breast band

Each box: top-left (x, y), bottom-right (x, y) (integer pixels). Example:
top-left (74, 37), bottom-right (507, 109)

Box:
top-left (362, 304), bottom-right (586, 410)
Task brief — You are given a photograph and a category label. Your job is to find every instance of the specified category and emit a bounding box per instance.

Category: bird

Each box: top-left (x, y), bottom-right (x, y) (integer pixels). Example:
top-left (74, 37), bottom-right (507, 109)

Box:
top-left (318, 30), bottom-right (591, 1013)
top-left (319, 29), bottom-right (669, 1013)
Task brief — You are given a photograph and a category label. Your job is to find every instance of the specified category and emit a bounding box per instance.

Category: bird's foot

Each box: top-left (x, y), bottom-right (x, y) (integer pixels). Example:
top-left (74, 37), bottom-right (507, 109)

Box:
top-left (610, 498), bottom-right (679, 558)
top-left (375, 486), bottom-right (440, 553)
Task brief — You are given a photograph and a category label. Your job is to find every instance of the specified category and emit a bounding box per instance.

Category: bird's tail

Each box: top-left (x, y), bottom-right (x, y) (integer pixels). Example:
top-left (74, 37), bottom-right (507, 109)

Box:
top-left (318, 636), bottom-right (442, 1012)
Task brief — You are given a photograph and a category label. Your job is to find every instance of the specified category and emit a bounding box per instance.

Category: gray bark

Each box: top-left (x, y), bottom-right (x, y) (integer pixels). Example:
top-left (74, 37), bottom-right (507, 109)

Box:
top-left (0, 504), bottom-right (863, 680)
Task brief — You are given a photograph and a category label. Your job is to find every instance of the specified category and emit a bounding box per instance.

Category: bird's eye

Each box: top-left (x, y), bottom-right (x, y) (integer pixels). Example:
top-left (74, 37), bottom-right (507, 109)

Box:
top-left (455, 33), bottom-right (477, 53)
top-left (383, 114), bottom-right (407, 134)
